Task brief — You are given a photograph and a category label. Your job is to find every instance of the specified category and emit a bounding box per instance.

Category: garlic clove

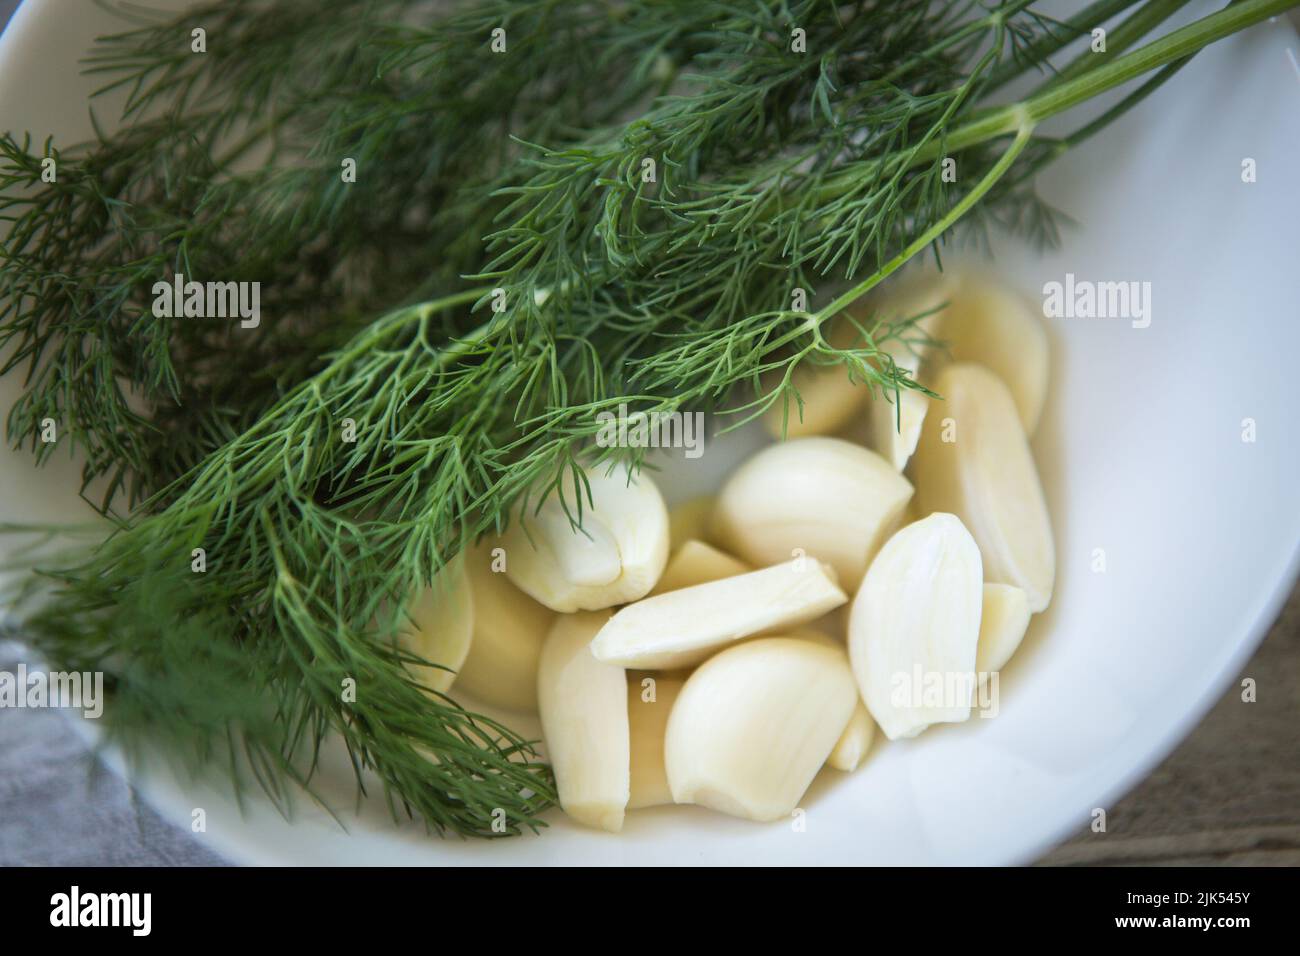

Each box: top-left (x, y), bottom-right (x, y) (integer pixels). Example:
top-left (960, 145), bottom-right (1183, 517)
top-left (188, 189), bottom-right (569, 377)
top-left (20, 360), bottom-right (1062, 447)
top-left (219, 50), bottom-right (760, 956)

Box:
top-left (648, 539), bottom-right (751, 595)
top-left (975, 582), bottom-right (1031, 681)
top-left (531, 504), bottom-right (622, 587)
top-left (939, 275), bottom-right (1049, 436)
top-left (710, 436), bottom-right (913, 591)
top-left (910, 363), bottom-right (1055, 612)
top-left (626, 672), bottom-right (686, 809)
top-left (761, 277), bottom-right (950, 443)
top-left (761, 316), bottom-right (871, 440)
top-left (847, 512), bottom-right (983, 740)
top-left (827, 702), bottom-right (876, 772)
top-left (501, 462), bottom-right (670, 613)
top-left (784, 627), bottom-right (844, 647)
top-left (590, 558), bottom-right (846, 669)
top-left (862, 275), bottom-right (952, 471)
top-left (665, 637), bottom-right (858, 822)
top-left (778, 631), bottom-right (876, 772)
top-left (870, 387), bottom-right (930, 474)
top-left (668, 496), bottom-right (716, 551)
top-left (456, 541), bottom-right (555, 713)
top-left (537, 611), bottom-right (629, 832)
top-left (397, 554), bottom-right (473, 696)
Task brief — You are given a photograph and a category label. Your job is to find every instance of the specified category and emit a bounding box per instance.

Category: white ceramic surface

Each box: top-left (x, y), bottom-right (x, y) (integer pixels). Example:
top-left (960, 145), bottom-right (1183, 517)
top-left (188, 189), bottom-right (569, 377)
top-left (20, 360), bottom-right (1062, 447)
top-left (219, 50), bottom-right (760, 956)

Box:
top-left (2, 1), bottom-right (1298, 865)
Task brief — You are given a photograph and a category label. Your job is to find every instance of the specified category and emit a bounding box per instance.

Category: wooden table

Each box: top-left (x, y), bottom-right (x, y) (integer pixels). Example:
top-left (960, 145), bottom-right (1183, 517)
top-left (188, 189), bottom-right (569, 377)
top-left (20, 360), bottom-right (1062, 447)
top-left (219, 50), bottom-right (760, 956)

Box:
top-left (1039, 580), bottom-right (1300, 865)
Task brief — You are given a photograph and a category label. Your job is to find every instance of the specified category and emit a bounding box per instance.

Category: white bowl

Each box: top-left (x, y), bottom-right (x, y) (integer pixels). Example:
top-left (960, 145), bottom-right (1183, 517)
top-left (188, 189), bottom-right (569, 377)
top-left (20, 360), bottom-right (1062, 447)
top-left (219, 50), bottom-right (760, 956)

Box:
top-left (2, 1), bottom-right (1297, 864)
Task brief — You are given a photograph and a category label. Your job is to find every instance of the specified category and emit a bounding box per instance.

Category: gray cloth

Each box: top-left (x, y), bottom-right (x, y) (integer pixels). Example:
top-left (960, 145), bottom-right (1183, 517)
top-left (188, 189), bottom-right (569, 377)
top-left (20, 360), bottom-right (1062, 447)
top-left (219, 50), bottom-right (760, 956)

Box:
top-left (0, 641), bottom-right (228, 865)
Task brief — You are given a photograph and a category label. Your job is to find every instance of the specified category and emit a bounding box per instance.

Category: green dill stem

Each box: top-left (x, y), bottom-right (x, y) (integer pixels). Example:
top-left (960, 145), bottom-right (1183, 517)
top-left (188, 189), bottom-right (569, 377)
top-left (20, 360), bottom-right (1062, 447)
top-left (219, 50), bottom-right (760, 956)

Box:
top-left (814, 120), bottom-right (1037, 322)
top-left (952, 0), bottom-right (1293, 147)
top-left (983, 0), bottom-right (1142, 91)
top-left (330, 288), bottom-right (492, 370)
top-left (815, 0), bottom-right (1289, 206)
top-left (1001, 53), bottom-right (1196, 192)
top-left (1039, 0), bottom-right (1192, 88)
top-left (251, 289), bottom-right (487, 425)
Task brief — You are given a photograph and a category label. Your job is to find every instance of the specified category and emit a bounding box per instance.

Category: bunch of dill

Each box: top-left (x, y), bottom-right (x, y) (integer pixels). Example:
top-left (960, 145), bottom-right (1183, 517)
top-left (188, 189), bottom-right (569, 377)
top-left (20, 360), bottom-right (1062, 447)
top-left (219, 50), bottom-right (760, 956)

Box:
top-left (0, 0), bottom-right (1291, 837)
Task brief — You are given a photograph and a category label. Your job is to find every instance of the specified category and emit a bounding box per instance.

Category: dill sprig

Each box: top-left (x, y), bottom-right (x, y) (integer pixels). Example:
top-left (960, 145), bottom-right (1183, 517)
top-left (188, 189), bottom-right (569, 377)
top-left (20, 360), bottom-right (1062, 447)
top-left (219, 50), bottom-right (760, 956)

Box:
top-left (1, 0), bottom-right (706, 508)
top-left (3, 0), bottom-right (1293, 838)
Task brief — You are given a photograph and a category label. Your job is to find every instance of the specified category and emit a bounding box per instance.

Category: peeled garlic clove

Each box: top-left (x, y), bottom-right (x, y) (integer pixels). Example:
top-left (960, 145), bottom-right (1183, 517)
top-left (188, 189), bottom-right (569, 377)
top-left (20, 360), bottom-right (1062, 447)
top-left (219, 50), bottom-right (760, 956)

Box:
top-left (668, 496), bottom-right (716, 551)
top-left (869, 387), bottom-right (930, 474)
top-left (848, 512), bottom-right (983, 740)
top-left (784, 627), bottom-right (843, 647)
top-left (762, 278), bottom-right (950, 442)
top-left (537, 611), bottom-right (629, 832)
top-left (648, 539), bottom-right (751, 596)
top-left (864, 276), bottom-right (952, 471)
top-left (911, 363), bottom-right (1055, 612)
top-left (860, 271), bottom-right (954, 351)
top-left (665, 637), bottom-right (858, 821)
top-left (627, 672), bottom-right (686, 809)
top-left (501, 462), bottom-right (670, 613)
top-left (761, 319), bottom-right (869, 440)
top-left (711, 437), bottom-right (913, 590)
top-left (940, 275), bottom-right (1049, 435)
top-left (976, 582), bottom-right (1031, 681)
top-left (591, 558), bottom-right (846, 669)
top-left (763, 373), bottom-right (866, 440)
top-left (762, 309), bottom-right (881, 439)
top-left (397, 554), bottom-right (473, 695)
top-left (779, 631), bottom-right (875, 772)
top-left (455, 541), bottom-right (555, 713)
top-left (827, 702), bottom-right (876, 772)
top-left (901, 497), bottom-right (926, 526)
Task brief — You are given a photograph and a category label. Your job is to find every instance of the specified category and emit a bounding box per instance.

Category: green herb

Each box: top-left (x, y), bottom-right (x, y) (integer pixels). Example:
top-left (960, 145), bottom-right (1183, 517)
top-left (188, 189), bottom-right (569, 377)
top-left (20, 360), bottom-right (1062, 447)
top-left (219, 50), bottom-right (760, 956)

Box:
top-left (1, 0), bottom-right (698, 508)
top-left (2, 0), bottom-right (1292, 838)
